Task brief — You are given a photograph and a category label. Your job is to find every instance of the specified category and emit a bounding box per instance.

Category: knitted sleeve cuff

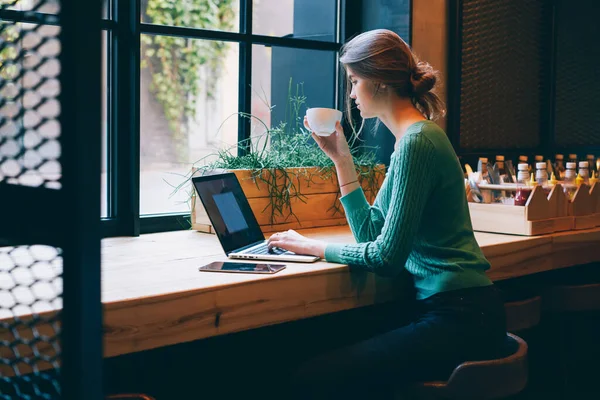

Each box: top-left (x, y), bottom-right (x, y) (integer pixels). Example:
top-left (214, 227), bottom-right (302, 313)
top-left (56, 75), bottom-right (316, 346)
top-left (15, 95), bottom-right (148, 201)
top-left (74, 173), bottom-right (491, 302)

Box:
top-left (324, 243), bottom-right (347, 264)
top-left (339, 187), bottom-right (370, 213)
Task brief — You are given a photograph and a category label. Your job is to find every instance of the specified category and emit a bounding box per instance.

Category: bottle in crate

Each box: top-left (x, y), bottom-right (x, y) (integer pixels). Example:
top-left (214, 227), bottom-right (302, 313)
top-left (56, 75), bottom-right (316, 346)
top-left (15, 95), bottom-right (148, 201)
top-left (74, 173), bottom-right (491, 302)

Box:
top-left (564, 162), bottom-right (578, 200)
top-left (515, 163), bottom-right (531, 206)
top-left (578, 161), bottom-right (590, 185)
top-left (554, 154), bottom-right (566, 179)
top-left (535, 162), bottom-right (549, 192)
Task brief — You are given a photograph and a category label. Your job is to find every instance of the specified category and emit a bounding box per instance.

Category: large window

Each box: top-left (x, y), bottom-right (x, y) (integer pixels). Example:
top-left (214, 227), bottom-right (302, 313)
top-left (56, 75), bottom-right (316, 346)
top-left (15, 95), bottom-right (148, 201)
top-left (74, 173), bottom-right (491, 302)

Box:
top-left (99, 0), bottom-right (343, 236)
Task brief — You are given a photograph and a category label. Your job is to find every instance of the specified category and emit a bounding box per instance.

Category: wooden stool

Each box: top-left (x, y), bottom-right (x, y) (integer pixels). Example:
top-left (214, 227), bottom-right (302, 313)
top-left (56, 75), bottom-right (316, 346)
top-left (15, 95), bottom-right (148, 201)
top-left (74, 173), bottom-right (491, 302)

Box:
top-left (407, 333), bottom-right (528, 399)
top-left (504, 295), bottom-right (542, 332)
top-left (106, 395), bottom-right (155, 400)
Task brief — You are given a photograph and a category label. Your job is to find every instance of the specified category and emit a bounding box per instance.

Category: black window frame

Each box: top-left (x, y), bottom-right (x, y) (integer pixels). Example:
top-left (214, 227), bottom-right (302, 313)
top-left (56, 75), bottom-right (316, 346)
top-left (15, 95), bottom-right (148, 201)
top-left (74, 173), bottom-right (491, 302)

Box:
top-left (102, 0), bottom-right (358, 237)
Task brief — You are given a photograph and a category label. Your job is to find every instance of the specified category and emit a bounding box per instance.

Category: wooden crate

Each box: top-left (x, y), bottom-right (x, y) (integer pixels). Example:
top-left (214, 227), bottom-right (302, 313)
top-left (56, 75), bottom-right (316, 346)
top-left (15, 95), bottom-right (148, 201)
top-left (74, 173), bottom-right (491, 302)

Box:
top-left (191, 165), bottom-right (385, 234)
top-left (469, 182), bottom-right (600, 236)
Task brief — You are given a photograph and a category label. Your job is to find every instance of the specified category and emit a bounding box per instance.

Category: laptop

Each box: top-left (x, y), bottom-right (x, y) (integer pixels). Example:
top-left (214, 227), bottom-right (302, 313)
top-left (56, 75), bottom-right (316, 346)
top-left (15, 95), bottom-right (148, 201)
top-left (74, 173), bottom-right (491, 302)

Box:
top-left (192, 172), bottom-right (320, 263)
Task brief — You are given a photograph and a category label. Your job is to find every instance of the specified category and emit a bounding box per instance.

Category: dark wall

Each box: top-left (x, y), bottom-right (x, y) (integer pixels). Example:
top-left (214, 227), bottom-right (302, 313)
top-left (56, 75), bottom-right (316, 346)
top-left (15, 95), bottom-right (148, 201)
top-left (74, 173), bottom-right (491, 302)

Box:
top-left (451, 0), bottom-right (600, 168)
top-left (553, 0), bottom-right (600, 149)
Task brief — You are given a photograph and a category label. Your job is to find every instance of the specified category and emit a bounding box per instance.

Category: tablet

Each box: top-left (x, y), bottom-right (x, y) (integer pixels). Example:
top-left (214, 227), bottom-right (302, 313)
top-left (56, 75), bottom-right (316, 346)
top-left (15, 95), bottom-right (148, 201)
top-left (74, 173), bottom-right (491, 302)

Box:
top-left (199, 261), bottom-right (286, 274)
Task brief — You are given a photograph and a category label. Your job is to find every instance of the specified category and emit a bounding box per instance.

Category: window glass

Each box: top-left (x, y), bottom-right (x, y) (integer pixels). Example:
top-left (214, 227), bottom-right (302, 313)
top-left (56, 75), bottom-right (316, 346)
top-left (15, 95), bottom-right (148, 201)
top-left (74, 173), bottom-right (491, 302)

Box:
top-left (250, 44), bottom-right (336, 150)
top-left (252, 0), bottom-right (336, 42)
top-left (140, 35), bottom-right (239, 215)
top-left (140, 0), bottom-right (240, 32)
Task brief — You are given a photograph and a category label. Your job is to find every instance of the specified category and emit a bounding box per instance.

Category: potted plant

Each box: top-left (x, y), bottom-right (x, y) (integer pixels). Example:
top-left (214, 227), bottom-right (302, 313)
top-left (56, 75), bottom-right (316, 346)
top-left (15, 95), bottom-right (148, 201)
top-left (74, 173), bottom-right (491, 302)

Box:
top-left (169, 83), bottom-right (386, 234)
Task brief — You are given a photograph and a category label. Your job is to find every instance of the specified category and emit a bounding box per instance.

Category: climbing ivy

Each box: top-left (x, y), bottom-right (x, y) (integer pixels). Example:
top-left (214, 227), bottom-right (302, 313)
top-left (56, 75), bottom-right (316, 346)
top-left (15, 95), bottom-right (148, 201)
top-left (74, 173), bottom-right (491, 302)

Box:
top-left (141, 0), bottom-right (236, 162)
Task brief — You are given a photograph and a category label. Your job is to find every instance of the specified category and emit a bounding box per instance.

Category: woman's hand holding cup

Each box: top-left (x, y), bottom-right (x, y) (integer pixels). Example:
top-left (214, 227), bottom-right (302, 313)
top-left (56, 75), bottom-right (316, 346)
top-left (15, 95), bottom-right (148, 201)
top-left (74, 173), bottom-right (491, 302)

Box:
top-left (304, 115), bottom-right (352, 165)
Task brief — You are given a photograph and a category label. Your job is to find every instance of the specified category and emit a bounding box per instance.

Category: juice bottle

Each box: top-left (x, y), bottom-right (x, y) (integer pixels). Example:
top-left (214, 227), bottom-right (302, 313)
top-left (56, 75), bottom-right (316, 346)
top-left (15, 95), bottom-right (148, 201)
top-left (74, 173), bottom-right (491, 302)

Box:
top-left (535, 162), bottom-right (549, 192)
top-left (554, 154), bottom-right (565, 179)
top-left (514, 163), bottom-right (531, 206)
top-left (564, 162), bottom-right (577, 199)
top-left (586, 154), bottom-right (595, 176)
top-left (578, 161), bottom-right (590, 185)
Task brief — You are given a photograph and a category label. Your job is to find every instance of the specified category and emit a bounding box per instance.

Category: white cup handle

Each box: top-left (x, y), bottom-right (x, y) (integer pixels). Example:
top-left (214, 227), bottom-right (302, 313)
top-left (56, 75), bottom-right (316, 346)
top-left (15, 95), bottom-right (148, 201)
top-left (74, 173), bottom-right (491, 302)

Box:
top-left (303, 118), bottom-right (311, 131)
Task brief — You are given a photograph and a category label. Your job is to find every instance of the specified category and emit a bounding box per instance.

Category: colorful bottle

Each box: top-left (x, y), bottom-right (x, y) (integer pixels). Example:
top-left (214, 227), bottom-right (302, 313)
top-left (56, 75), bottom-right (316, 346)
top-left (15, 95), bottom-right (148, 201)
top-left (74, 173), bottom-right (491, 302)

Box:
top-left (586, 154), bottom-right (596, 176)
top-left (578, 161), bottom-right (590, 185)
top-left (590, 171), bottom-right (598, 187)
top-left (514, 163), bottom-right (531, 206)
top-left (564, 162), bottom-right (577, 199)
top-left (495, 155), bottom-right (507, 181)
top-left (535, 162), bottom-right (548, 189)
top-left (568, 153), bottom-right (578, 166)
top-left (554, 154), bottom-right (565, 179)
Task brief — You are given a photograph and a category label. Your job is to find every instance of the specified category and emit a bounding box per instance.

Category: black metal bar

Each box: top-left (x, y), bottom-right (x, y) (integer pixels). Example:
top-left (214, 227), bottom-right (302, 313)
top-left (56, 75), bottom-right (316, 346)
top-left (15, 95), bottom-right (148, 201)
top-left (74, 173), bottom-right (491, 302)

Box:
top-left (333, 0), bottom-right (341, 109)
top-left (0, 184), bottom-right (65, 246)
top-left (140, 22), bottom-right (340, 51)
top-left (447, 0), bottom-right (463, 153)
top-left (237, 0), bottom-right (253, 156)
top-left (0, 9), bottom-right (59, 25)
top-left (140, 214), bottom-right (193, 234)
top-left (100, 18), bottom-right (116, 30)
top-left (59, 0), bottom-right (103, 398)
top-left (101, 218), bottom-right (122, 238)
top-left (408, 0), bottom-right (414, 44)
top-left (106, 28), bottom-right (116, 218)
top-left (546, 0), bottom-right (559, 156)
top-left (114, 0), bottom-right (140, 236)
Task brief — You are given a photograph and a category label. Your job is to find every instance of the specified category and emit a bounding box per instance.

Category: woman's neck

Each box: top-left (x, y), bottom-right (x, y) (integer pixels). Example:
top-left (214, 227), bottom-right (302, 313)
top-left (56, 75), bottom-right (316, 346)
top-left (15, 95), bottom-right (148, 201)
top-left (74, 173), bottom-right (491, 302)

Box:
top-left (379, 97), bottom-right (426, 146)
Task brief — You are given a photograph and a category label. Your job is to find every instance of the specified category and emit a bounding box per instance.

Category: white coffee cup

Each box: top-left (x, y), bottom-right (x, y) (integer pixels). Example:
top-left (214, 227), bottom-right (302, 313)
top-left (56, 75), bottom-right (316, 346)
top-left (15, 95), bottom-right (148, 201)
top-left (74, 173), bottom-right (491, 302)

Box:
top-left (304, 108), bottom-right (343, 137)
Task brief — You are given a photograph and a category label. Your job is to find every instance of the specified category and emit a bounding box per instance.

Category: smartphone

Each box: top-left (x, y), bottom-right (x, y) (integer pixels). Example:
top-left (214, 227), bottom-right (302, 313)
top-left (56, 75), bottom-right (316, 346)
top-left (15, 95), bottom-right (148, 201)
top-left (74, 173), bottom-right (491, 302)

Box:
top-left (199, 261), bottom-right (286, 274)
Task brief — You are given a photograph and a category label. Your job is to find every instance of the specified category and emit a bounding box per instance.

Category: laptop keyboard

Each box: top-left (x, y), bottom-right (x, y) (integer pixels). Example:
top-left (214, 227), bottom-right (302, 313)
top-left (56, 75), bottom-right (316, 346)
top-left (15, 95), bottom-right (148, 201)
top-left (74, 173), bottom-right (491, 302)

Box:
top-left (246, 243), bottom-right (290, 255)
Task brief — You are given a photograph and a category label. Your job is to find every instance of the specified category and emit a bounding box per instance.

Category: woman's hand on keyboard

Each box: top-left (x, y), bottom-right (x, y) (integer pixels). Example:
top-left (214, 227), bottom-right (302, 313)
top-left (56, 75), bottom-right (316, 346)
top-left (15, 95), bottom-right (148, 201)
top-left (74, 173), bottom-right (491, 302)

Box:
top-left (267, 229), bottom-right (326, 259)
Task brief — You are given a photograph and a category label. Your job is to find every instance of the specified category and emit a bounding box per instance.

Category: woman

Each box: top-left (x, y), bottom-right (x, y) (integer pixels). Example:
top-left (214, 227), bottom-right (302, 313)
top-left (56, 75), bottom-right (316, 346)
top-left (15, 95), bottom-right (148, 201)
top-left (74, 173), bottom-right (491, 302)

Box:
top-left (267, 29), bottom-right (506, 398)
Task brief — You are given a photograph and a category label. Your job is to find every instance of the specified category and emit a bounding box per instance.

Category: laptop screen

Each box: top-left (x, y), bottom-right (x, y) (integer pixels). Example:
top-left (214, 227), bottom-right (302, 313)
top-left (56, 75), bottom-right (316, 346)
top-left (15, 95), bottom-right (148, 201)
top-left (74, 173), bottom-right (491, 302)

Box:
top-left (192, 173), bottom-right (265, 254)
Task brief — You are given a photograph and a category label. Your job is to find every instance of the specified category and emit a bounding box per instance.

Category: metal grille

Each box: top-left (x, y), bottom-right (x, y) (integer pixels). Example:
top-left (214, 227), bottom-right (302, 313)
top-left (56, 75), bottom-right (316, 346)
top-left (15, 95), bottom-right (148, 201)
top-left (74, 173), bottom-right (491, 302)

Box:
top-left (459, 0), bottom-right (551, 150)
top-left (1, 0), bottom-right (59, 14)
top-left (1, 1), bottom-right (62, 398)
top-left (0, 246), bottom-right (62, 399)
top-left (554, 0), bottom-right (600, 147)
top-left (0, 2), bottom-right (62, 189)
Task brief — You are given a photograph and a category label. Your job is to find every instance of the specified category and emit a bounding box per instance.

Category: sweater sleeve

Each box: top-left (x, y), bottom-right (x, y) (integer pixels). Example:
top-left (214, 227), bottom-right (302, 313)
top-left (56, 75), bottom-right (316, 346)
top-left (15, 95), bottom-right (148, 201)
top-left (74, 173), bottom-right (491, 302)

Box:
top-left (338, 187), bottom-right (386, 243)
top-left (324, 133), bottom-right (437, 276)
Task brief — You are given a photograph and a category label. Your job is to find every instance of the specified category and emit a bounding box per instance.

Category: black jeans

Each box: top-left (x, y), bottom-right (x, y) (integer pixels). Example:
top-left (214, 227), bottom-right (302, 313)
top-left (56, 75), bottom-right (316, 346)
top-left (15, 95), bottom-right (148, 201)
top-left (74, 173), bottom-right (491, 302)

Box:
top-left (290, 285), bottom-right (507, 399)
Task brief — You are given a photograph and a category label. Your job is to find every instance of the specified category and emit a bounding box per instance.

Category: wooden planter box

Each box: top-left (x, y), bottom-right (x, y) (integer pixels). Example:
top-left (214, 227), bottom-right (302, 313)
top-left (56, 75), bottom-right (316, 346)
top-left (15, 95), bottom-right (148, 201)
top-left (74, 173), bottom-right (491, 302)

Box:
top-left (468, 182), bottom-right (600, 236)
top-left (191, 165), bottom-right (386, 234)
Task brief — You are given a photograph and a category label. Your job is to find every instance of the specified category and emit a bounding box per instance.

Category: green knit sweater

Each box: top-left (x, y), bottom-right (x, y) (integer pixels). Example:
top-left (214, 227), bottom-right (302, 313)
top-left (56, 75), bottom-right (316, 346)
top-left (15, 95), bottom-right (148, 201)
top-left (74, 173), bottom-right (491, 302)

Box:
top-left (325, 120), bottom-right (492, 300)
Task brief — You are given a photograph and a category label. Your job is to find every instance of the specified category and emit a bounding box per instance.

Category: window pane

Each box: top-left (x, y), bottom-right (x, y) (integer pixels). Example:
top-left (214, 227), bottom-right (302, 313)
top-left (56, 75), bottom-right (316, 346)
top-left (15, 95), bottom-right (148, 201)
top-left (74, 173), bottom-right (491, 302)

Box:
top-left (140, 35), bottom-right (239, 215)
top-left (102, 0), bottom-right (109, 19)
top-left (3, 0), bottom-right (60, 14)
top-left (101, 31), bottom-right (108, 218)
top-left (140, 0), bottom-right (239, 32)
top-left (251, 45), bottom-right (336, 144)
top-left (252, 0), bottom-right (337, 42)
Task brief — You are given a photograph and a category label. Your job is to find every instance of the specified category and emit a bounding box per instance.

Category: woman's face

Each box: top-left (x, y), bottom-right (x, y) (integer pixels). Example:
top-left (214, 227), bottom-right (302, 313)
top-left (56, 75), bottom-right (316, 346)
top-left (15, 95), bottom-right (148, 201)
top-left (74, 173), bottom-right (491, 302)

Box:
top-left (346, 67), bottom-right (382, 119)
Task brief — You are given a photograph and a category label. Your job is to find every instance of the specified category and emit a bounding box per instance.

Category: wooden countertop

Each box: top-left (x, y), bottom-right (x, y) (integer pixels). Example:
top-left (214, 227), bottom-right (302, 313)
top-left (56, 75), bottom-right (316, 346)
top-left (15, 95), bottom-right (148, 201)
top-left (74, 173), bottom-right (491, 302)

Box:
top-left (2, 226), bottom-right (600, 363)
